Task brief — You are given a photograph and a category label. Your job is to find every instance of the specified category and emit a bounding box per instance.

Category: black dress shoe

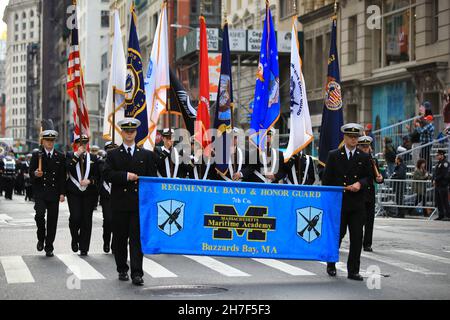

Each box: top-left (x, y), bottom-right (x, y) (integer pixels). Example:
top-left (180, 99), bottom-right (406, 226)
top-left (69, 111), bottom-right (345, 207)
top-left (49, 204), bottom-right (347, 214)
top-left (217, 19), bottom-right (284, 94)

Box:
top-left (45, 251), bottom-right (54, 257)
top-left (326, 263), bottom-right (337, 277)
top-left (71, 241), bottom-right (79, 253)
top-left (79, 251), bottom-right (88, 256)
top-left (364, 247), bottom-right (373, 252)
top-left (348, 273), bottom-right (364, 281)
top-left (103, 243), bottom-right (110, 253)
top-left (118, 272), bottom-right (129, 281)
top-left (132, 276), bottom-right (144, 286)
top-left (37, 241), bottom-right (44, 252)
top-left (434, 217), bottom-right (443, 221)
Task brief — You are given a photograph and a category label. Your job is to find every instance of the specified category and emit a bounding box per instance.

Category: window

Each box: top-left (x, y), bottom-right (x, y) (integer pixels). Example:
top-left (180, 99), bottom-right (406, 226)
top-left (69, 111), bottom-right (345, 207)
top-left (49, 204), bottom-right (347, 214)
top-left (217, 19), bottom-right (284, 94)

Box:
top-left (30, 21), bottom-right (34, 29)
top-left (101, 53), bottom-right (108, 71)
top-left (379, 0), bottom-right (416, 67)
top-left (22, 12), bottom-right (26, 19)
top-left (15, 24), bottom-right (18, 32)
top-left (347, 15), bottom-right (357, 65)
top-left (30, 32), bottom-right (33, 38)
top-left (101, 10), bottom-right (109, 28)
top-left (191, 1), bottom-right (197, 13)
top-left (30, 10), bottom-right (33, 17)
top-left (431, 0), bottom-right (439, 44)
top-left (280, 0), bottom-right (296, 19)
top-left (315, 35), bottom-right (323, 89)
top-left (203, 0), bottom-right (213, 14)
top-left (22, 22), bottom-right (26, 30)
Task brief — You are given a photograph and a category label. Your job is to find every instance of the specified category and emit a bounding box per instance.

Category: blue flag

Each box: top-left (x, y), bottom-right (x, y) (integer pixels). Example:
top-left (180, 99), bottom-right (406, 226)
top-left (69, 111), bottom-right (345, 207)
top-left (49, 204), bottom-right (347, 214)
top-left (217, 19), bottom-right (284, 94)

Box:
top-left (318, 18), bottom-right (343, 166)
top-left (250, 6), bottom-right (280, 149)
top-left (213, 22), bottom-right (233, 175)
top-left (125, 3), bottom-right (148, 146)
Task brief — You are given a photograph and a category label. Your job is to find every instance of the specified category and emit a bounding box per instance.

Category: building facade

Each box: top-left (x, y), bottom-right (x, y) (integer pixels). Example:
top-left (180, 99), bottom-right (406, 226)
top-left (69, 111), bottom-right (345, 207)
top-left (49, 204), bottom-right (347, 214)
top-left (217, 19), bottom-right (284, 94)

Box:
top-left (0, 30), bottom-right (6, 137)
top-left (3, 0), bottom-right (40, 148)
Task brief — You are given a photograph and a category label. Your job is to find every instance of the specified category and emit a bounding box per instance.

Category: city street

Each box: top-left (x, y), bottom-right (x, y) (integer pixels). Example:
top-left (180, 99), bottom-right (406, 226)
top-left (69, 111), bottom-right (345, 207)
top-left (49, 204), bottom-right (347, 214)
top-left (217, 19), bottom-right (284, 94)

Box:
top-left (1, 195), bottom-right (449, 300)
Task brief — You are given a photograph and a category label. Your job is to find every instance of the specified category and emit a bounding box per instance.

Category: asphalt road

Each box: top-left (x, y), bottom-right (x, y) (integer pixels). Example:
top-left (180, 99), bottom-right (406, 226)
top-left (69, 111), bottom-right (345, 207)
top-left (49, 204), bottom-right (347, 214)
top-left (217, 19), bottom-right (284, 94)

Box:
top-left (1, 194), bottom-right (449, 300)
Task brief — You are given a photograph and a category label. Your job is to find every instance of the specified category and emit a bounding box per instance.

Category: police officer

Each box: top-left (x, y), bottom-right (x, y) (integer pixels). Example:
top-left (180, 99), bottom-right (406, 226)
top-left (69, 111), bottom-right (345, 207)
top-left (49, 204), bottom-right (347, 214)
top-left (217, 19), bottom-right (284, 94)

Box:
top-left (29, 126), bottom-right (66, 257)
top-left (103, 118), bottom-right (157, 286)
top-left (66, 135), bottom-right (100, 256)
top-left (432, 150), bottom-right (450, 221)
top-left (357, 135), bottom-right (384, 252)
top-left (98, 141), bottom-right (118, 253)
top-left (155, 128), bottom-right (183, 178)
top-left (283, 152), bottom-right (316, 185)
top-left (322, 123), bottom-right (372, 281)
top-left (2, 155), bottom-right (16, 200)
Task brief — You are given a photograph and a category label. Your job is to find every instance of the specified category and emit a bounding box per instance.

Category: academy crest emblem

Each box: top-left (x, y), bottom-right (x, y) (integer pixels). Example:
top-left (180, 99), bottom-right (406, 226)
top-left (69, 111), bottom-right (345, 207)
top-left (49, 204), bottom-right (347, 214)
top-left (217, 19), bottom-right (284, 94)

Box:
top-left (324, 80), bottom-right (342, 111)
top-left (157, 200), bottom-right (185, 236)
top-left (296, 207), bottom-right (323, 243)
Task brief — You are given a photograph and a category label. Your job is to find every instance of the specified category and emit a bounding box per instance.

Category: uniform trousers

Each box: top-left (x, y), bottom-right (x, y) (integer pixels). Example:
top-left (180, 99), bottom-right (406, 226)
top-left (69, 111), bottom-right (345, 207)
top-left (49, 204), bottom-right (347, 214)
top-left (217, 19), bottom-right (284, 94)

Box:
top-left (100, 198), bottom-right (113, 246)
top-left (67, 193), bottom-right (97, 252)
top-left (339, 207), bottom-right (366, 275)
top-left (363, 201), bottom-right (375, 249)
top-left (435, 186), bottom-right (450, 218)
top-left (112, 209), bottom-right (143, 278)
top-left (34, 199), bottom-right (59, 252)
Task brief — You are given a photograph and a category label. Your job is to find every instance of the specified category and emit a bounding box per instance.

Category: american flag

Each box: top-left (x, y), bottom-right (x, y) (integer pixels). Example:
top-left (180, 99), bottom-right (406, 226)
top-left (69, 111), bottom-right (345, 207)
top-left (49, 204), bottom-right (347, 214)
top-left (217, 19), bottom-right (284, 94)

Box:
top-left (67, 2), bottom-right (90, 148)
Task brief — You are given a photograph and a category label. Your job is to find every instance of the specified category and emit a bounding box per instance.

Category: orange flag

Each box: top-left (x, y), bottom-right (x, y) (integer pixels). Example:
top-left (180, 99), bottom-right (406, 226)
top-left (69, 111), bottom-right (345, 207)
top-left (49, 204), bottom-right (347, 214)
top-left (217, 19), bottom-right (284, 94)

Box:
top-left (195, 16), bottom-right (211, 152)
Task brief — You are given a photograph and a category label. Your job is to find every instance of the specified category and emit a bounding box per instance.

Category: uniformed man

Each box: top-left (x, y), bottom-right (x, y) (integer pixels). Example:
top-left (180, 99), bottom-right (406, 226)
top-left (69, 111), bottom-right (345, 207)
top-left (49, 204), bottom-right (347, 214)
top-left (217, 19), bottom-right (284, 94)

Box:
top-left (103, 118), bottom-right (157, 286)
top-left (357, 135), bottom-right (384, 252)
top-left (155, 128), bottom-right (183, 178)
top-left (322, 123), bottom-right (372, 281)
top-left (98, 141), bottom-right (118, 253)
top-left (183, 136), bottom-right (215, 180)
top-left (29, 126), bottom-right (66, 257)
top-left (24, 154), bottom-right (33, 201)
top-left (283, 152), bottom-right (316, 185)
top-left (2, 155), bottom-right (16, 200)
top-left (432, 150), bottom-right (450, 221)
top-left (238, 128), bottom-right (285, 183)
top-left (215, 128), bottom-right (245, 182)
top-left (66, 135), bottom-right (100, 256)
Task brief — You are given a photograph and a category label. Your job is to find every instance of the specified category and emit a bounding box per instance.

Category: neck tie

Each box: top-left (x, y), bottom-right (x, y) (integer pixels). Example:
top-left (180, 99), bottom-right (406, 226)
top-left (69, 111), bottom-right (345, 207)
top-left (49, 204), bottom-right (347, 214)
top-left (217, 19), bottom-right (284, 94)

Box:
top-left (349, 151), bottom-right (353, 161)
top-left (127, 147), bottom-right (132, 158)
top-left (48, 152), bottom-right (51, 160)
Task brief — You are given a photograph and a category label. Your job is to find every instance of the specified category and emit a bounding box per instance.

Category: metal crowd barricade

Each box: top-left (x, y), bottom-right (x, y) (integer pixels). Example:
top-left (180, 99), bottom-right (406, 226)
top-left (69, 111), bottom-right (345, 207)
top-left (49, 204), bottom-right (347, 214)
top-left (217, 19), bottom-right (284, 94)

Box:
top-left (375, 179), bottom-right (437, 220)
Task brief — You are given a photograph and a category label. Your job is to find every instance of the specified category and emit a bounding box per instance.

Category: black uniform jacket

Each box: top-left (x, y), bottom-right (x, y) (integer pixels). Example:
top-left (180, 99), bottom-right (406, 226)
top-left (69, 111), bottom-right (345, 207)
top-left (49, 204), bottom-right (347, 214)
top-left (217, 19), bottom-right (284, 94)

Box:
top-left (66, 152), bottom-right (100, 196)
top-left (29, 149), bottom-right (66, 202)
top-left (322, 147), bottom-right (371, 211)
top-left (103, 144), bottom-right (157, 212)
top-left (241, 149), bottom-right (285, 183)
top-left (433, 158), bottom-right (450, 188)
top-left (364, 157), bottom-right (383, 203)
top-left (283, 153), bottom-right (316, 185)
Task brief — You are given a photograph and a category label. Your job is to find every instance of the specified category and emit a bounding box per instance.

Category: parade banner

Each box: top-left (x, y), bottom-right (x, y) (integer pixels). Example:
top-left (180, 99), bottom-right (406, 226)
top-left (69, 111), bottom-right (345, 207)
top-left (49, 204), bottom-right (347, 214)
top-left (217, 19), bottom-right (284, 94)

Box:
top-left (139, 178), bottom-right (343, 262)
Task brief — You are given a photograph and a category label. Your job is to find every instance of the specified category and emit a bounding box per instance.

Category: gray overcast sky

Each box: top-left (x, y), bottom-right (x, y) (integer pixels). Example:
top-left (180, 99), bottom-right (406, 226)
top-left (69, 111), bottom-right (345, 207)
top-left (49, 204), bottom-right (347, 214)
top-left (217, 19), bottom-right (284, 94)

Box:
top-left (0, 1), bottom-right (7, 36)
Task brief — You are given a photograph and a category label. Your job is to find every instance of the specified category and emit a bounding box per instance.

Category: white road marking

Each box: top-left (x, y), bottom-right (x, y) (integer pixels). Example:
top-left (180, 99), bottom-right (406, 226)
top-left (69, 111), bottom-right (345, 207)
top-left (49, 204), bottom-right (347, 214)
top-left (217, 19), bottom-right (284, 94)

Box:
top-left (142, 257), bottom-right (177, 278)
top-left (351, 250), bottom-right (446, 276)
top-left (184, 255), bottom-right (250, 277)
top-left (0, 256), bottom-right (35, 284)
top-left (56, 254), bottom-right (105, 280)
top-left (0, 214), bottom-right (13, 222)
top-left (396, 250), bottom-right (450, 265)
top-left (252, 258), bottom-right (315, 276)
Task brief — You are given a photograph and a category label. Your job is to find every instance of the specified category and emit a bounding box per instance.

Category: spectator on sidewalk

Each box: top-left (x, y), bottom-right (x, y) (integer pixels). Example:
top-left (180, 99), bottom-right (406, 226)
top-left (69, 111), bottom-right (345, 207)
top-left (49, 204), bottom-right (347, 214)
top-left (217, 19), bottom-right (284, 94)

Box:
top-left (390, 156), bottom-right (407, 218)
top-left (412, 159), bottom-right (432, 216)
top-left (432, 150), bottom-right (450, 221)
top-left (384, 137), bottom-right (396, 177)
top-left (416, 115), bottom-right (435, 171)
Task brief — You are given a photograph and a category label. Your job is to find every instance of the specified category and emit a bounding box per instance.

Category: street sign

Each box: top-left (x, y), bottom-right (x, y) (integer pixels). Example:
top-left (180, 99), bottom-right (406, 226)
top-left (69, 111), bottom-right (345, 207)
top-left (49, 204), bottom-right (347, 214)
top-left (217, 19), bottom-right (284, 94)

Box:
top-left (229, 30), bottom-right (246, 52)
top-left (247, 30), bottom-right (263, 52)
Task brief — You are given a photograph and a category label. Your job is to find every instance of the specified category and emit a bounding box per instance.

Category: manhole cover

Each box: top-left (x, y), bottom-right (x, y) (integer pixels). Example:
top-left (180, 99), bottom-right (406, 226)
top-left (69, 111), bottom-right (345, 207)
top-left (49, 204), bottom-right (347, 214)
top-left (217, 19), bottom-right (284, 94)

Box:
top-left (140, 285), bottom-right (228, 297)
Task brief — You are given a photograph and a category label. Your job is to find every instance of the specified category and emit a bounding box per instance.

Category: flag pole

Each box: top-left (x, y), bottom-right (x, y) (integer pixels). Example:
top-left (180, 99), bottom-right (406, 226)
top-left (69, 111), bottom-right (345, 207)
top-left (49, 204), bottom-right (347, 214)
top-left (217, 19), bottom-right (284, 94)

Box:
top-left (112, 85), bottom-right (116, 145)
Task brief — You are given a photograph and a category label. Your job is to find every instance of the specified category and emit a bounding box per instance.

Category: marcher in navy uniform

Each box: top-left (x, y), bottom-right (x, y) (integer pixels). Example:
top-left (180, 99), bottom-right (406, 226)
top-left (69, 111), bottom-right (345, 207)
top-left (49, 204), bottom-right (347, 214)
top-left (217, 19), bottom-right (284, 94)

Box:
top-left (432, 150), bottom-right (450, 221)
top-left (29, 124), bottom-right (66, 257)
top-left (282, 152), bottom-right (316, 185)
top-left (98, 141), bottom-right (118, 253)
top-left (213, 128), bottom-right (245, 182)
top-left (66, 135), bottom-right (100, 256)
top-left (155, 128), bottom-right (184, 178)
top-left (183, 136), bottom-right (216, 180)
top-left (2, 155), bottom-right (16, 200)
top-left (322, 123), bottom-right (372, 281)
top-left (103, 118), bottom-right (157, 286)
top-left (24, 154), bottom-right (33, 201)
top-left (357, 135), bottom-right (384, 252)
top-left (237, 128), bottom-right (285, 183)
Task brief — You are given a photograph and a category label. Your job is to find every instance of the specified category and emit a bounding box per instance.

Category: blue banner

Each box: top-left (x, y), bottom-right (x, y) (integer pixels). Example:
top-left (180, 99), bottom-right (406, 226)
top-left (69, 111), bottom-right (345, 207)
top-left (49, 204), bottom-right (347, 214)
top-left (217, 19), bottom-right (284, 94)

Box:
top-left (139, 178), bottom-right (343, 262)
top-left (318, 17), bottom-right (343, 166)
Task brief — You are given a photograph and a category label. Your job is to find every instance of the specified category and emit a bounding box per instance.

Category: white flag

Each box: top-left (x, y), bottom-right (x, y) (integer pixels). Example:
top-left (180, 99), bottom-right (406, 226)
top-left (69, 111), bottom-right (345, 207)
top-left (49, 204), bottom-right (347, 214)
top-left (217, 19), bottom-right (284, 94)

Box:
top-left (284, 19), bottom-right (313, 161)
top-left (144, 2), bottom-right (170, 150)
top-left (103, 10), bottom-right (127, 145)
